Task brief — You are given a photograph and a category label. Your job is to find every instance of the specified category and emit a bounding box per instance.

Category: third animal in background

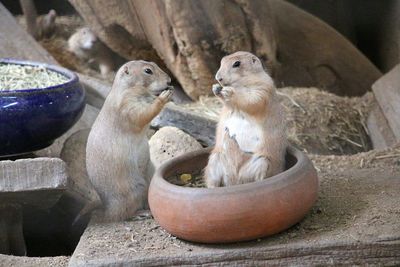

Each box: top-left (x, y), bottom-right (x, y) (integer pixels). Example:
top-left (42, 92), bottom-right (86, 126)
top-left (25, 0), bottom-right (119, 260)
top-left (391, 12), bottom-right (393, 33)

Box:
top-left (67, 27), bottom-right (116, 77)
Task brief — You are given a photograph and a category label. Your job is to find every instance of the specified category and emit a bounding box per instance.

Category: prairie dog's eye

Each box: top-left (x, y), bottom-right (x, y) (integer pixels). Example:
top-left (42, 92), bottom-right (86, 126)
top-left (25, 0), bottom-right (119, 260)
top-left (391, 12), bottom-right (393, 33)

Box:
top-left (232, 61), bottom-right (241, 68)
top-left (144, 68), bottom-right (153, 75)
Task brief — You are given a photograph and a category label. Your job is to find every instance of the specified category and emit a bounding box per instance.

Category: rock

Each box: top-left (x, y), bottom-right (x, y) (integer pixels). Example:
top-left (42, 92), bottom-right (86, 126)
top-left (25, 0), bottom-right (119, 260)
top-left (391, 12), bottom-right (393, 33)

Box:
top-left (149, 127), bottom-right (202, 167)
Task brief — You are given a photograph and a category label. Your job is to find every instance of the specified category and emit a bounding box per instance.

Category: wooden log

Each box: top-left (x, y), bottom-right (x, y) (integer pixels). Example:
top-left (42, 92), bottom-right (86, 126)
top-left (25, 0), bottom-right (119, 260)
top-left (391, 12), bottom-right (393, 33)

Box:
top-left (0, 2), bottom-right (56, 63)
top-left (70, 0), bottom-right (381, 99)
top-left (152, 104), bottom-right (217, 146)
top-left (367, 105), bottom-right (397, 149)
top-left (19, 0), bottom-right (38, 39)
top-left (372, 64), bottom-right (400, 141)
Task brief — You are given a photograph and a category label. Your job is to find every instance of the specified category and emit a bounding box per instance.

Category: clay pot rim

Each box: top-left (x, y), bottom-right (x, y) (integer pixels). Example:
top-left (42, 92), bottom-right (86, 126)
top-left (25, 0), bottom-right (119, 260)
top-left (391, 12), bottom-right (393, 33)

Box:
top-left (153, 145), bottom-right (309, 194)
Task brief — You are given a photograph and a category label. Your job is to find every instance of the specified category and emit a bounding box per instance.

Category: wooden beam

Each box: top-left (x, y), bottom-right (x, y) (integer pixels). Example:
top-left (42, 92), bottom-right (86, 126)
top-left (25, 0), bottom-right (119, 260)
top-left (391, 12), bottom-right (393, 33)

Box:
top-left (372, 64), bottom-right (400, 141)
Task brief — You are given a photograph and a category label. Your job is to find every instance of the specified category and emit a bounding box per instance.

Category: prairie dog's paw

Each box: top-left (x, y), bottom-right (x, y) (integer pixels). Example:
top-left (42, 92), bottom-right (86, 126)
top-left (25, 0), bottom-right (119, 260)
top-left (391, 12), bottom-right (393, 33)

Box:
top-left (212, 83), bottom-right (223, 96)
top-left (220, 87), bottom-right (234, 100)
top-left (158, 89), bottom-right (173, 104)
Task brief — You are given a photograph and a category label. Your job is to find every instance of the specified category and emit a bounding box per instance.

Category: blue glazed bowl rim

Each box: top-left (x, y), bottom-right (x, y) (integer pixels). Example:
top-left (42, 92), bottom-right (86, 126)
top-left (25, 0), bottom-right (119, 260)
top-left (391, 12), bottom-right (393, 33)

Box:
top-left (0, 58), bottom-right (79, 93)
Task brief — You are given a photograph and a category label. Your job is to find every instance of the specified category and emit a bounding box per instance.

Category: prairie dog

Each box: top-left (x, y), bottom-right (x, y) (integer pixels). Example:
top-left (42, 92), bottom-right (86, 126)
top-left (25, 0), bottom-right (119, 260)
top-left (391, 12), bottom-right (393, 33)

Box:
top-left (86, 60), bottom-right (173, 222)
top-left (68, 27), bottom-right (115, 76)
top-left (205, 51), bottom-right (287, 187)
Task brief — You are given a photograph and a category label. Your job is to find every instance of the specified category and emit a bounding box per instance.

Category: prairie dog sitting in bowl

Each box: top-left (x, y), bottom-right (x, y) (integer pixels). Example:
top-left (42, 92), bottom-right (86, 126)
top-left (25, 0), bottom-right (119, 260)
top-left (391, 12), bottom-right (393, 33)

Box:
top-left (205, 51), bottom-right (287, 187)
top-left (68, 27), bottom-right (115, 76)
top-left (86, 60), bottom-right (173, 222)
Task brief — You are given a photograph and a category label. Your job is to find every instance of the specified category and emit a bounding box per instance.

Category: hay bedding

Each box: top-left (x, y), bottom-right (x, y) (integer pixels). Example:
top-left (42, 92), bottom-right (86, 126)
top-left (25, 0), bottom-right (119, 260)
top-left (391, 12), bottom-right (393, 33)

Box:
top-left (183, 88), bottom-right (373, 155)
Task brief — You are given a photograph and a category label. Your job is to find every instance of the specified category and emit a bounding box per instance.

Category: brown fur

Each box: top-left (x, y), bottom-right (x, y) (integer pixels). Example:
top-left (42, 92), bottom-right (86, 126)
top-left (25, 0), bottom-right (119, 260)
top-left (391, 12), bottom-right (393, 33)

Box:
top-left (205, 51), bottom-right (287, 187)
top-left (86, 60), bottom-right (173, 222)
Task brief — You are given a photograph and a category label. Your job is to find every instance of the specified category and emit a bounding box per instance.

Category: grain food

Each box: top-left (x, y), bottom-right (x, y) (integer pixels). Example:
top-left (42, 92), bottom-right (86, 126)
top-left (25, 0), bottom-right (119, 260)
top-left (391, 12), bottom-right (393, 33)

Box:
top-left (0, 63), bottom-right (68, 90)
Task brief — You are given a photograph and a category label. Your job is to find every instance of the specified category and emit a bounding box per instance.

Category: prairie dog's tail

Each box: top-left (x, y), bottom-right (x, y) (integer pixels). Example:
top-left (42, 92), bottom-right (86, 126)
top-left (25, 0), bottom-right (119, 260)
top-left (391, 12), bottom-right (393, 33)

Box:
top-left (72, 198), bottom-right (102, 225)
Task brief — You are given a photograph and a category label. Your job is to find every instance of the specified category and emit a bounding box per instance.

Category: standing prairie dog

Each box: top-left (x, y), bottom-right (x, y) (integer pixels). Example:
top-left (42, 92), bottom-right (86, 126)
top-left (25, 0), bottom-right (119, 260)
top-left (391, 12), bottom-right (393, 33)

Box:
top-left (68, 27), bottom-right (115, 76)
top-left (205, 51), bottom-right (287, 187)
top-left (86, 60), bottom-right (173, 222)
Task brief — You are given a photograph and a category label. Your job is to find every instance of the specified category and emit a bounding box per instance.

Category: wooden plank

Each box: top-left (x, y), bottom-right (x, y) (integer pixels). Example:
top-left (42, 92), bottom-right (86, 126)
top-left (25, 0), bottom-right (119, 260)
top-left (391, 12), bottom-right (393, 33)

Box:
top-left (0, 158), bottom-right (67, 209)
top-left (69, 154), bottom-right (400, 266)
top-left (0, 2), bottom-right (56, 64)
top-left (367, 105), bottom-right (397, 149)
top-left (372, 64), bottom-right (400, 140)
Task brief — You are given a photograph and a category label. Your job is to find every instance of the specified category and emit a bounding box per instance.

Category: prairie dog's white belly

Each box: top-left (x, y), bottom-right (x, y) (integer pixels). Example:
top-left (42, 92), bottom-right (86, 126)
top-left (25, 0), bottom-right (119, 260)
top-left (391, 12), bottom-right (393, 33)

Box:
top-left (224, 115), bottom-right (262, 152)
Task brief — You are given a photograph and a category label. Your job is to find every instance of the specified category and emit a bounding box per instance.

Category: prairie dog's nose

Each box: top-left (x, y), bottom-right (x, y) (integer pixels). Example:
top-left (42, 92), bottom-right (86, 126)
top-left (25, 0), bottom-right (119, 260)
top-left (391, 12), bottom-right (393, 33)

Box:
top-left (215, 72), bottom-right (223, 82)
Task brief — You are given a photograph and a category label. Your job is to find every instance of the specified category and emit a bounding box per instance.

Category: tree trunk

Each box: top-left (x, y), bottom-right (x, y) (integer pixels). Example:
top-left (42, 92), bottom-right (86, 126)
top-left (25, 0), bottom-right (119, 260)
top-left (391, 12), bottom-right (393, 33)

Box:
top-left (70, 0), bottom-right (381, 99)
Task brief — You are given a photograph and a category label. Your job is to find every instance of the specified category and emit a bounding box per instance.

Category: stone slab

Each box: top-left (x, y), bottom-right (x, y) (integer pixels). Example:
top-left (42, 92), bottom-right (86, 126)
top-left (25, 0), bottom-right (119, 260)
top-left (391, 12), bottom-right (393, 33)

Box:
top-left (0, 158), bottom-right (68, 209)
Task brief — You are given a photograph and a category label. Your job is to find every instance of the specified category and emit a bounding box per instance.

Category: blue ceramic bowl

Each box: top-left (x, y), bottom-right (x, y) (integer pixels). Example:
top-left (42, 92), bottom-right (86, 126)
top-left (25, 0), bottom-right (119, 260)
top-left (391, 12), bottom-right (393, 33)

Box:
top-left (0, 59), bottom-right (85, 157)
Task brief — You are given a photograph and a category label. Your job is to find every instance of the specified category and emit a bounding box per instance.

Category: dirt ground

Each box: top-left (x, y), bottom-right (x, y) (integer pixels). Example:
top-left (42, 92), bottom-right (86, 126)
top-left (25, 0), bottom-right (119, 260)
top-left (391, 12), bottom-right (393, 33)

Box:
top-left (70, 145), bottom-right (399, 264)
top-left (0, 255), bottom-right (69, 267)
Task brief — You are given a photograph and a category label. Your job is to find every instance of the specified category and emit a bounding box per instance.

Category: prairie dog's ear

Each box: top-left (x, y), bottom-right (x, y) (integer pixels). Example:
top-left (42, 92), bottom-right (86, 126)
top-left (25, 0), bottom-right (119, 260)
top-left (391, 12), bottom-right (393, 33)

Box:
top-left (251, 56), bottom-right (258, 64)
top-left (124, 65), bottom-right (129, 75)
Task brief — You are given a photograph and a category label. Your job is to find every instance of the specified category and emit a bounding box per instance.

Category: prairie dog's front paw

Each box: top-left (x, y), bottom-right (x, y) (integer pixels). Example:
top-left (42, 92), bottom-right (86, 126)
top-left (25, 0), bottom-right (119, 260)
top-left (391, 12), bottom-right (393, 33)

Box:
top-left (158, 89), bottom-right (173, 104)
top-left (220, 87), bottom-right (234, 100)
top-left (212, 83), bottom-right (223, 96)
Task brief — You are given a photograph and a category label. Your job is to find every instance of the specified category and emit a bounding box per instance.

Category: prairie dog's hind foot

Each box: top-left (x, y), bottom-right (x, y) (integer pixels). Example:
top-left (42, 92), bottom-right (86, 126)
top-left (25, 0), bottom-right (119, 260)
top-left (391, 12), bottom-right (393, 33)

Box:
top-left (204, 152), bottom-right (224, 188)
top-left (239, 155), bottom-right (270, 183)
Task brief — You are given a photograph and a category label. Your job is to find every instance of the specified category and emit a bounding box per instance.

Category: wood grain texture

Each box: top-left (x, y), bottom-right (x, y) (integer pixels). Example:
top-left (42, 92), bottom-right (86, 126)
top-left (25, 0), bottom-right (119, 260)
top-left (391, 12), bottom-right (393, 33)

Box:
top-left (0, 2), bottom-right (56, 63)
top-left (367, 105), bottom-right (397, 149)
top-left (372, 64), bottom-right (400, 140)
top-left (70, 0), bottom-right (381, 99)
top-left (152, 104), bottom-right (217, 146)
top-left (0, 158), bottom-right (67, 209)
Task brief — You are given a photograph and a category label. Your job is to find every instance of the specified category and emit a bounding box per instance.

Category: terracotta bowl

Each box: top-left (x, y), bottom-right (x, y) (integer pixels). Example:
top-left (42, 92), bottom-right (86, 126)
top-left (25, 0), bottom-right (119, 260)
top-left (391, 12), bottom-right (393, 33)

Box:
top-left (148, 146), bottom-right (318, 243)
